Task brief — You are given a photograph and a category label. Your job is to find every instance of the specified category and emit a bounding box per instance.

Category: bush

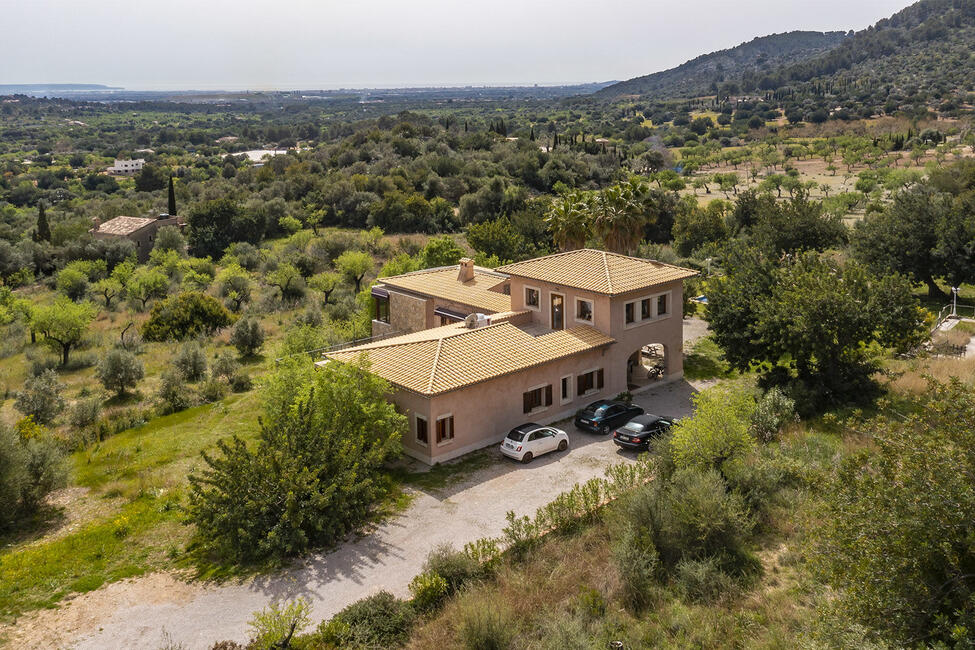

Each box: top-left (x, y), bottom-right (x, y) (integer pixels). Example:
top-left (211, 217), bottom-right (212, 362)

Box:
top-left (247, 598), bottom-right (311, 650)
top-left (95, 349), bottom-right (145, 396)
top-left (612, 524), bottom-right (661, 611)
top-left (186, 358), bottom-right (405, 562)
top-left (92, 407), bottom-right (150, 441)
top-left (750, 387), bottom-right (796, 443)
top-left (409, 571), bottom-right (448, 612)
top-left (68, 396), bottom-right (102, 430)
top-left (210, 353), bottom-right (240, 381)
top-left (141, 291), bottom-right (233, 341)
top-left (456, 595), bottom-right (515, 650)
top-left (619, 467), bottom-right (754, 574)
top-left (14, 369), bottom-right (65, 425)
top-left (158, 368), bottom-right (193, 413)
top-left (230, 317), bottom-right (264, 357)
top-left (317, 591), bottom-right (415, 648)
top-left (229, 372), bottom-right (252, 393)
top-left (199, 377), bottom-right (228, 403)
top-left (173, 342), bottom-right (208, 382)
top-left (668, 384), bottom-right (756, 476)
top-left (423, 543), bottom-right (482, 594)
top-left (674, 557), bottom-right (739, 603)
top-left (0, 425), bottom-right (67, 531)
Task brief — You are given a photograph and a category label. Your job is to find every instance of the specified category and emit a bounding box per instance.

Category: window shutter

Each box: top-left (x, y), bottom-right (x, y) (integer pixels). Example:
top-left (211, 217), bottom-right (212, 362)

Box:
top-left (523, 392), bottom-right (532, 414)
top-left (545, 385), bottom-right (553, 406)
top-left (597, 369), bottom-right (604, 389)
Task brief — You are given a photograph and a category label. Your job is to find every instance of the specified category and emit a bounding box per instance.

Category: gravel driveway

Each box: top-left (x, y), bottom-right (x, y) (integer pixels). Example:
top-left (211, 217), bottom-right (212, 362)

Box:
top-left (8, 331), bottom-right (708, 649)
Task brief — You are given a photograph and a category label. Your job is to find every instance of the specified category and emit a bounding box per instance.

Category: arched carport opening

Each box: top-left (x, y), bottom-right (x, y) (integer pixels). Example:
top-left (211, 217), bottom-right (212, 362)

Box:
top-left (627, 343), bottom-right (669, 391)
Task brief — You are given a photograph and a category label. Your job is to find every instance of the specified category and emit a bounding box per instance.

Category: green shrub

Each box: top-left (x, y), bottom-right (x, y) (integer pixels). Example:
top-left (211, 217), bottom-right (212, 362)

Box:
top-left (423, 543), bottom-right (482, 594)
top-left (668, 384), bottom-right (756, 476)
top-left (230, 316), bottom-right (264, 357)
top-left (186, 358), bottom-right (404, 562)
top-left (173, 342), bottom-right (208, 382)
top-left (456, 595), bottom-right (514, 650)
top-left (14, 369), bottom-right (65, 425)
top-left (618, 468), bottom-right (755, 574)
top-left (228, 372), bottom-right (252, 393)
top-left (317, 591), bottom-right (415, 648)
top-left (0, 425), bottom-right (67, 531)
top-left (247, 597), bottom-right (311, 650)
top-left (674, 557), bottom-right (738, 603)
top-left (199, 378), bottom-right (228, 404)
top-left (95, 348), bottom-right (145, 396)
top-left (409, 571), bottom-right (448, 612)
top-left (158, 368), bottom-right (193, 414)
top-left (141, 291), bottom-right (233, 341)
top-left (68, 396), bottom-right (101, 430)
top-left (612, 524), bottom-right (661, 611)
top-left (750, 387), bottom-right (796, 443)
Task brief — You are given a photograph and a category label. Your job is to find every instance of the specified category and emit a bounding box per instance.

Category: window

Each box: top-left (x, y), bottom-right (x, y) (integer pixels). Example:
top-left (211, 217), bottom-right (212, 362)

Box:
top-left (438, 315), bottom-right (451, 326)
top-left (416, 415), bottom-right (428, 445)
top-left (523, 384), bottom-right (553, 414)
top-left (525, 286), bottom-right (540, 309)
top-left (575, 298), bottom-right (593, 323)
top-left (560, 375), bottom-right (572, 404)
top-left (624, 291), bottom-right (672, 327)
top-left (374, 295), bottom-right (390, 323)
top-left (576, 368), bottom-right (604, 395)
top-left (436, 415), bottom-right (454, 445)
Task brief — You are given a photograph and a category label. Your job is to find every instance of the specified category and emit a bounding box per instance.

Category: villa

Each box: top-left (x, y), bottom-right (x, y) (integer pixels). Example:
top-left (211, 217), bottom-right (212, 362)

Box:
top-left (322, 249), bottom-right (697, 465)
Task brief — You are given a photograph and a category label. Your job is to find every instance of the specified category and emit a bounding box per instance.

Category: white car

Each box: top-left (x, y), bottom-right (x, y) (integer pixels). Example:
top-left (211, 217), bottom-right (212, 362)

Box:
top-left (500, 423), bottom-right (569, 463)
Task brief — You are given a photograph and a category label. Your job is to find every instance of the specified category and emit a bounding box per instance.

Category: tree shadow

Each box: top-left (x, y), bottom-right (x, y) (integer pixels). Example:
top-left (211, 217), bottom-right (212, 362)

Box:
top-left (103, 390), bottom-right (144, 408)
top-left (0, 503), bottom-right (68, 548)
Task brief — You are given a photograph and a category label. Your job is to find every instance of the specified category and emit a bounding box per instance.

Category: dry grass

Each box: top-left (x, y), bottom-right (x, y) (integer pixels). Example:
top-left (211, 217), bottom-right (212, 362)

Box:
top-left (886, 355), bottom-right (975, 395)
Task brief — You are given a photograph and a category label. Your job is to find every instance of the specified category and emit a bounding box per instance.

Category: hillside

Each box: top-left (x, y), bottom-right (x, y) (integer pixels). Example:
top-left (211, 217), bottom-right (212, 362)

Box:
top-left (596, 31), bottom-right (848, 99)
top-left (752, 0), bottom-right (975, 117)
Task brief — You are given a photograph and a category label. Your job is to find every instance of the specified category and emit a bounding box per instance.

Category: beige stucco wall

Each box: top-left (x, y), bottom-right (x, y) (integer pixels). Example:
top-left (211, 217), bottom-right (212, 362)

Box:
top-left (395, 345), bottom-right (614, 464)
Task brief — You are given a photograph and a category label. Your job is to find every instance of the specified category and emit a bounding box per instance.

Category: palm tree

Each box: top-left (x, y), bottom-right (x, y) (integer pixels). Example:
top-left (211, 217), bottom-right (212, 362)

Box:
top-left (545, 191), bottom-right (592, 251)
top-left (594, 182), bottom-right (646, 255)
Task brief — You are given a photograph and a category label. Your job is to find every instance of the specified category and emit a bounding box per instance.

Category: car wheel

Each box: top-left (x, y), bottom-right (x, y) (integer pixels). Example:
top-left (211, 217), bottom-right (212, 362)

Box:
top-left (522, 452), bottom-right (533, 464)
top-left (557, 440), bottom-right (568, 452)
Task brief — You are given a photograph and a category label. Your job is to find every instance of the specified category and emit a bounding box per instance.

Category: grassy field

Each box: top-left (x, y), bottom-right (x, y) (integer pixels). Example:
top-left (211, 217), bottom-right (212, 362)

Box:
top-left (0, 392), bottom-right (262, 622)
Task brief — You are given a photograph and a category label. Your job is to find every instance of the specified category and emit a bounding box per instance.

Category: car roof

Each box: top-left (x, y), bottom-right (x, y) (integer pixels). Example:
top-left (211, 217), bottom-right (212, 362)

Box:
top-left (584, 399), bottom-right (613, 410)
top-left (627, 414), bottom-right (664, 425)
top-left (511, 423), bottom-right (542, 434)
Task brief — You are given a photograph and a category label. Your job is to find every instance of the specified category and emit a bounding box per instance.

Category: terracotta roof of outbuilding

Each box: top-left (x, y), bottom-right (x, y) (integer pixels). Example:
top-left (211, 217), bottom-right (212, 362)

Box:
top-left (496, 249), bottom-right (697, 295)
top-left (322, 321), bottom-right (614, 396)
top-left (379, 266), bottom-right (511, 314)
top-left (93, 216), bottom-right (155, 236)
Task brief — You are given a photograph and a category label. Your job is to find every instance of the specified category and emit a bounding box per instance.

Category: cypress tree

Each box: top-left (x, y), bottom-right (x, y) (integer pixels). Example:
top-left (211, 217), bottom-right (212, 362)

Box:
top-left (529, 126), bottom-right (535, 141)
top-left (167, 176), bottom-right (177, 215)
top-left (36, 201), bottom-right (51, 242)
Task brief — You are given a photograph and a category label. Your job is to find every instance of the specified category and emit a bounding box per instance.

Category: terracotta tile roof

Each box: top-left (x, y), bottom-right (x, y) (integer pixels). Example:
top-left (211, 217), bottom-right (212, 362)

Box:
top-left (496, 249), bottom-right (698, 296)
top-left (93, 216), bottom-right (155, 236)
top-left (379, 266), bottom-right (511, 313)
top-left (323, 322), bottom-right (614, 396)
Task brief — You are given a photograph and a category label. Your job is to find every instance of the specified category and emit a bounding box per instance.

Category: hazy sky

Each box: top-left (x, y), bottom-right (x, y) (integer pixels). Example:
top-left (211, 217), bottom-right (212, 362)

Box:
top-left (3, 0), bottom-right (912, 90)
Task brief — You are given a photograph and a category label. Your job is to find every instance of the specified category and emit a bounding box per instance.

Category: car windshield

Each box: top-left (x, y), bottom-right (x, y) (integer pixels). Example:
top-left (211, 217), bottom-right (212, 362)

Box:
top-left (622, 421), bottom-right (645, 433)
top-left (594, 405), bottom-right (610, 417)
top-left (507, 429), bottom-right (529, 442)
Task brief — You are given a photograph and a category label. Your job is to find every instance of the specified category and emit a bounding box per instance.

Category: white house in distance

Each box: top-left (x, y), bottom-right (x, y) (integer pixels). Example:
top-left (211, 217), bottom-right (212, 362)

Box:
top-left (107, 159), bottom-right (145, 176)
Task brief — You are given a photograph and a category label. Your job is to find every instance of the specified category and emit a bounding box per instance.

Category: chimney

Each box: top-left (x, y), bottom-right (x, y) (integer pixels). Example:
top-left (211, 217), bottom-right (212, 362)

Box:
top-left (458, 258), bottom-right (475, 282)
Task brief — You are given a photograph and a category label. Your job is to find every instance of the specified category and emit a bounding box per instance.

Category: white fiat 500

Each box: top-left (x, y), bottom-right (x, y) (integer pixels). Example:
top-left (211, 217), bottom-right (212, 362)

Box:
top-left (500, 423), bottom-right (570, 463)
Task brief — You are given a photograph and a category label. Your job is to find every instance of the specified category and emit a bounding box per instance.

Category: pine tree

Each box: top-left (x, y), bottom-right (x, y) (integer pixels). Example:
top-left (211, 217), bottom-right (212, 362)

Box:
top-left (36, 202), bottom-right (51, 242)
top-left (167, 176), bottom-right (177, 216)
top-left (529, 126), bottom-right (535, 141)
